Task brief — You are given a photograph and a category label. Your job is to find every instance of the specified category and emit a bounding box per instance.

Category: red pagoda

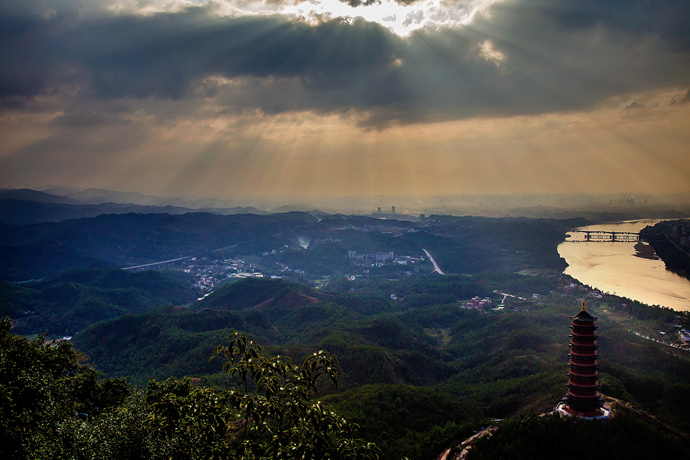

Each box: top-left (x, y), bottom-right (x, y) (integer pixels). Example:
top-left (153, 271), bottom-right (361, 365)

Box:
top-left (556, 298), bottom-right (609, 419)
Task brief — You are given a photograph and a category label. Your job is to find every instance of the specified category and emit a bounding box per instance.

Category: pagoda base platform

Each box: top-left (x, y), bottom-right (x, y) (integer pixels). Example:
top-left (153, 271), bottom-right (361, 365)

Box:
top-left (555, 401), bottom-right (610, 420)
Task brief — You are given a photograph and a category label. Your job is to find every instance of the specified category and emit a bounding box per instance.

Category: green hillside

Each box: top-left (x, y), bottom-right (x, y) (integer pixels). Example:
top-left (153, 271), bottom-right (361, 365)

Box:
top-left (67, 274), bottom-right (690, 459)
top-left (1, 268), bottom-right (200, 337)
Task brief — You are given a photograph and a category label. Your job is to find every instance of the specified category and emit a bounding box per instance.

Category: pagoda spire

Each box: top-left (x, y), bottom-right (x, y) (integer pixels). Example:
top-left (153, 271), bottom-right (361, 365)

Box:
top-left (581, 297), bottom-right (587, 312)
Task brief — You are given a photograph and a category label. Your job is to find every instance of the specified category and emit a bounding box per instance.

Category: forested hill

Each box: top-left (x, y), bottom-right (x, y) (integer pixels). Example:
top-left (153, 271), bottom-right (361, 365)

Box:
top-left (0, 211), bottom-right (320, 271)
top-left (200, 277), bottom-right (329, 311)
top-left (70, 275), bottom-right (690, 456)
top-left (1, 268), bottom-right (200, 336)
top-left (71, 276), bottom-right (487, 384)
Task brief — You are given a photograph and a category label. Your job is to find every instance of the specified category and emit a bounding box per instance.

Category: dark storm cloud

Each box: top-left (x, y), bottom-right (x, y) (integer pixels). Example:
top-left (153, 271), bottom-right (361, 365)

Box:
top-left (0, 0), bottom-right (689, 126)
top-left (0, 12), bottom-right (56, 99)
top-left (536, 0), bottom-right (690, 48)
top-left (0, 4), bottom-right (401, 100)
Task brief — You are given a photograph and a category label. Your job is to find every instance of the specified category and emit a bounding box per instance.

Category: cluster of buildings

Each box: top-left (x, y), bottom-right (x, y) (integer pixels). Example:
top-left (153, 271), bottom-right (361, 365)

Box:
top-left (181, 256), bottom-right (262, 290)
top-left (460, 296), bottom-right (493, 311)
top-left (369, 206), bottom-right (426, 221)
top-left (347, 250), bottom-right (425, 268)
top-left (348, 250), bottom-right (395, 265)
top-left (393, 255), bottom-right (425, 265)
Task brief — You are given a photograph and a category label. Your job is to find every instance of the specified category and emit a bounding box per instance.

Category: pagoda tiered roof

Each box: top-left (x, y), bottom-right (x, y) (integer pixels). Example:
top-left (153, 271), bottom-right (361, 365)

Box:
top-left (560, 298), bottom-right (608, 418)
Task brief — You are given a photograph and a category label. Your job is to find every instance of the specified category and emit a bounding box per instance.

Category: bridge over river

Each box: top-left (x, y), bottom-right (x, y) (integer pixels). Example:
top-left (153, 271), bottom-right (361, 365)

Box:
top-left (568, 230), bottom-right (640, 242)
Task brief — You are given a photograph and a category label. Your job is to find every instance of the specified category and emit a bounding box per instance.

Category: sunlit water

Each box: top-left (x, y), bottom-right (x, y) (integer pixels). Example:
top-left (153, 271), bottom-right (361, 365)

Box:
top-left (557, 220), bottom-right (690, 312)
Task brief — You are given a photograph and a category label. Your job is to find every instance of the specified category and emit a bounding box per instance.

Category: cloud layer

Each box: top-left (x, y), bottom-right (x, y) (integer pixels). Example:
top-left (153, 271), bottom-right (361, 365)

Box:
top-left (1, 0), bottom-right (689, 197)
top-left (2, 0), bottom-right (688, 127)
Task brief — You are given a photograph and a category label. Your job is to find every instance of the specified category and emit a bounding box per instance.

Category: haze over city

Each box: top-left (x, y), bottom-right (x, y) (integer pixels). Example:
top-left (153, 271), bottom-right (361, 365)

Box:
top-left (1, 0), bottom-right (689, 200)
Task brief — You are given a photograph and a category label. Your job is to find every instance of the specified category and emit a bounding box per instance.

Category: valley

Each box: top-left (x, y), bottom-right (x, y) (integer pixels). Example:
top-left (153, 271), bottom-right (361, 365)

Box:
top-left (2, 192), bottom-right (690, 459)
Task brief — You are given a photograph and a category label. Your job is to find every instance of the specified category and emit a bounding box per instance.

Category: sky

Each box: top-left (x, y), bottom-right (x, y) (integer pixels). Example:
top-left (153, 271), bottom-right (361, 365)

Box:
top-left (1, 0), bottom-right (689, 200)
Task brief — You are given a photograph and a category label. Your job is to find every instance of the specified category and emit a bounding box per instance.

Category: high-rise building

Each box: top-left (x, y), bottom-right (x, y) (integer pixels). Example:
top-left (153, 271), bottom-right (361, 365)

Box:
top-left (556, 299), bottom-right (610, 419)
top-left (392, 206), bottom-right (396, 213)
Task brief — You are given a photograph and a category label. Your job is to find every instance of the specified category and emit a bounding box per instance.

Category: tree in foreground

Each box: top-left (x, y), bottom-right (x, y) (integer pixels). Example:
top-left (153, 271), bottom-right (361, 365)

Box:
top-left (209, 332), bottom-right (379, 459)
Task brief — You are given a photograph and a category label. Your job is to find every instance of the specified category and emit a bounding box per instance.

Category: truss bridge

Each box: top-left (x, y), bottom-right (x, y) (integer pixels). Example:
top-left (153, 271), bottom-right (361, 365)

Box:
top-left (568, 230), bottom-right (640, 242)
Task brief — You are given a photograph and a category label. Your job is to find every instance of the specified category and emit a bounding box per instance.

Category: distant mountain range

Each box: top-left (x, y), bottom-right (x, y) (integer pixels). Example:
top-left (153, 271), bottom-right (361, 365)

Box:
top-left (43, 187), bottom-right (183, 206)
top-left (39, 187), bottom-right (320, 213)
top-left (0, 188), bottom-right (80, 204)
top-left (5, 187), bottom-right (690, 224)
top-left (0, 188), bottom-right (267, 225)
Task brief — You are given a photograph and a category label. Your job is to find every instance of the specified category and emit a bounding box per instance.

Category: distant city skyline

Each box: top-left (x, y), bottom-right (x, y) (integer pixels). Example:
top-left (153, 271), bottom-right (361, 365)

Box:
top-left (1, 1), bottom-right (689, 198)
top-left (10, 186), bottom-right (689, 218)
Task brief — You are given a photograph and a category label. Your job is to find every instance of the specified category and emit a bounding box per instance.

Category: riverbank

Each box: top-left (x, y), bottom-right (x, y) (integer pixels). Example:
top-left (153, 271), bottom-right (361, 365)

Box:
top-left (640, 220), bottom-right (690, 279)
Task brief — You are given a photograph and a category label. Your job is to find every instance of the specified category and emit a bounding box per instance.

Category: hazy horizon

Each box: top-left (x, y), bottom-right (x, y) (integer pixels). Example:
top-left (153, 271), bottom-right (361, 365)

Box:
top-left (1, 1), bottom-right (689, 198)
top-left (6, 185), bottom-right (689, 218)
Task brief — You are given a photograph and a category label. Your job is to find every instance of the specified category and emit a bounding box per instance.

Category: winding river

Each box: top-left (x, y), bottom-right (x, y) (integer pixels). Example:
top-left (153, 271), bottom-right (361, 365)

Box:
top-left (557, 220), bottom-right (690, 312)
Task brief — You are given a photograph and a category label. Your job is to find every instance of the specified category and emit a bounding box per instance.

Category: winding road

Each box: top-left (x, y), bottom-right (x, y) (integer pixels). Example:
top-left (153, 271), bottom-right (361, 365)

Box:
top-left (423, 248), bottom-right (445, 275)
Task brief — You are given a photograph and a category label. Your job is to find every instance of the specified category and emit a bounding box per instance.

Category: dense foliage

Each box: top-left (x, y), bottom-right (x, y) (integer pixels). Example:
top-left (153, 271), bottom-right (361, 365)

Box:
top-left (1, 268), bottom-right (200, 337)
top-left (0, 317), bottom-right (130, 459)
top-left (0, 323), bottom-right (377, 459)
top-left (326, 384), bottom-right (483, 460)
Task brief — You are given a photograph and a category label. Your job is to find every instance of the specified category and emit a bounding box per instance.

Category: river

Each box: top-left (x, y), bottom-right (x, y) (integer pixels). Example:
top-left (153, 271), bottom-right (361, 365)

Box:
top-left (557, 219), bottom-right (690, 312)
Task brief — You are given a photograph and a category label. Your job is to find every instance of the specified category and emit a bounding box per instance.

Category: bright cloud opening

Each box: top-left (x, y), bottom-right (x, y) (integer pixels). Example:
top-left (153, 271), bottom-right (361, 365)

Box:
top-left (114, 0), bottom-right (504, 36)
